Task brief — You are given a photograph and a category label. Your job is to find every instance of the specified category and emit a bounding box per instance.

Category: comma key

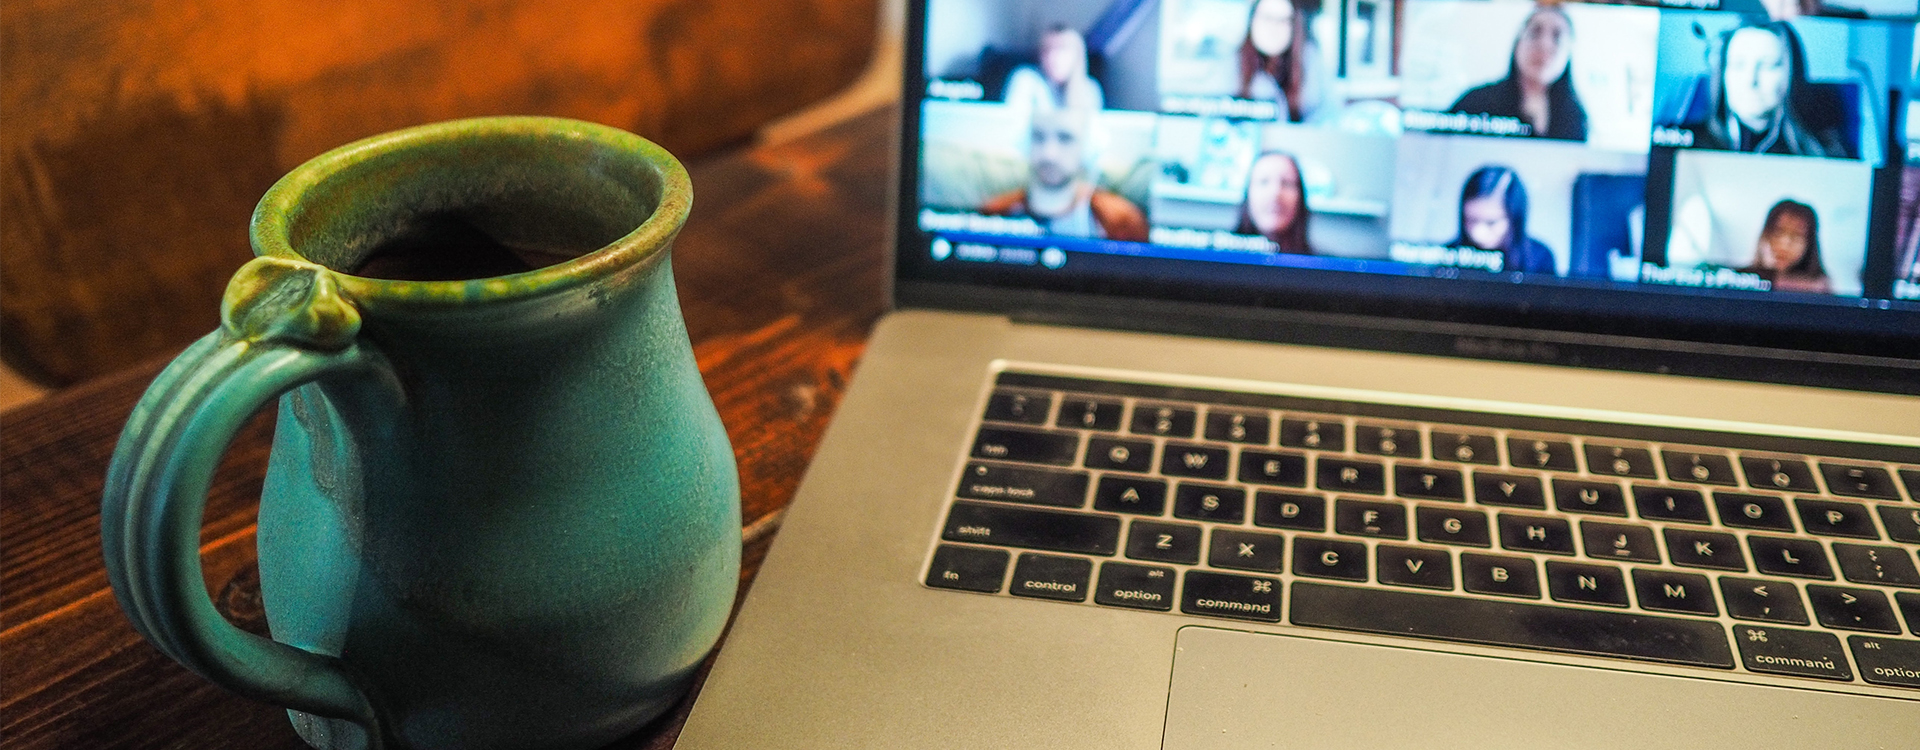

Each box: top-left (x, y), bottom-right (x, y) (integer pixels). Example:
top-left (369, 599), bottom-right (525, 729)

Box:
top-left (1848, 636), bottom-right (1920, 689)
top-left (1719, 576), bottom-right (1810, 625)
top-left (1734, 625), bottom-right (1852, 681)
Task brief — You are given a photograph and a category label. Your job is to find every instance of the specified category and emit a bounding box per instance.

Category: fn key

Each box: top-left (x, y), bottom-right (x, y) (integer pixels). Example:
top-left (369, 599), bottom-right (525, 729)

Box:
top-left (926, 545), bottom-right (1009, 593)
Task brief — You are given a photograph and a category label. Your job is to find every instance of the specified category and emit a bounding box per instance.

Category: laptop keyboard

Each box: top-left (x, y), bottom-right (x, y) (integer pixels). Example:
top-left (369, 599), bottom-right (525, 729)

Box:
top-left (923, 372), bottom-right (1920, 691)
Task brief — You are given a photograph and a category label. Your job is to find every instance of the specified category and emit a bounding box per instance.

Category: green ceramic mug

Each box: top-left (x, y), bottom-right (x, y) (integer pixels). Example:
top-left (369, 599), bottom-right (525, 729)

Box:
top-left (100, 117), bottom-right (741, 750)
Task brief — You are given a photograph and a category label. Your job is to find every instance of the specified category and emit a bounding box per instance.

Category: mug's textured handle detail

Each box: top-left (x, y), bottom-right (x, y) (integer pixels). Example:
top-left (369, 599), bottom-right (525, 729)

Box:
top-left (102, 257), bottom-right (391, 748)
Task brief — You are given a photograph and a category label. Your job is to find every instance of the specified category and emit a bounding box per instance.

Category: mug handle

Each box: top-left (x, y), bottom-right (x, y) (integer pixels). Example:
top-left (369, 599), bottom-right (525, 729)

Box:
top-left (101, 257), bottom-right (392, 748)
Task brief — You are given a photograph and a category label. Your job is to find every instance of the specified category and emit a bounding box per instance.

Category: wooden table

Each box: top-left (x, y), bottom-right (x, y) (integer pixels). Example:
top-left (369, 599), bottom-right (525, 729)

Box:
top-left (1, 106), bottom-right (896, 749)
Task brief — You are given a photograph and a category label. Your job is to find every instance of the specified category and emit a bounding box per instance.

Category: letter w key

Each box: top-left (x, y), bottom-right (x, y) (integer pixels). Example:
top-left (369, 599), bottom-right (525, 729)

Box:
top-left (1162, 443), bottom-right (1229, 479)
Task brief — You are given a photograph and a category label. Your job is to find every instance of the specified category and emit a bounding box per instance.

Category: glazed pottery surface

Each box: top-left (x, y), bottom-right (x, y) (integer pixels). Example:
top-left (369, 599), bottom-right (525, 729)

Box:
top-left (100, 117), bottom-right (740, 750)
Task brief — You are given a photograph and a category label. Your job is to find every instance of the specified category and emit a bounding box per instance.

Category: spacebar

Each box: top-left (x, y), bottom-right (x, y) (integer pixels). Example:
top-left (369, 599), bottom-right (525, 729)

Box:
top-left (1289, 582), bottom-right (1735, 669)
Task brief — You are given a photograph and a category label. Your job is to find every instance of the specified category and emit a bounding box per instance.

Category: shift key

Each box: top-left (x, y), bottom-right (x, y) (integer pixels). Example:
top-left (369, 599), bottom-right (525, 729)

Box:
top-left (943, 501), bottom-right (1120, 556)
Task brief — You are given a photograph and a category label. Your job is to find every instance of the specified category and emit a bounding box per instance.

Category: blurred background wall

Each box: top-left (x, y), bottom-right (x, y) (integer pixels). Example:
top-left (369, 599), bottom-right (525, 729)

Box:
top-left (2, 0), bottom-right (883, 393)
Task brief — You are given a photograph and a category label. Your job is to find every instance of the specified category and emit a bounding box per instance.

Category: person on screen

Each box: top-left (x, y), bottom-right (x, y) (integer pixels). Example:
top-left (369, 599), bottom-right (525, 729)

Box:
top-left (980, 104), bottom-right (1147, 242)
top-left (1236, 0), bottom-right (1328, 123)
top-left (1741, 199), bottom-right (1831, 293)
top-left (1694, 22), bottom-right (1851, 158)
top-left (1453, 167), bottom-right (1556, 274)
top-left (1234, 151), bottom-right (1312, 253)
top-left (1446, 3), bottom-right (1588, 141)
top-left (1003, 25), bottom-right (1105, 115)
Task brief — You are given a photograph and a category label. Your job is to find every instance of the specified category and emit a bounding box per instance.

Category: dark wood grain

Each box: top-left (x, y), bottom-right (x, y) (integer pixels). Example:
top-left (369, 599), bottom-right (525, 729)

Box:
top-left (0, 105), bottom-right (895, 750)
top-left (1, 0), bottom-right (879, 386)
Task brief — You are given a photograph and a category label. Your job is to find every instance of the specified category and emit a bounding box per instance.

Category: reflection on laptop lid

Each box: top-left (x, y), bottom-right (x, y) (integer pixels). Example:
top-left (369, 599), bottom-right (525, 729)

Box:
top-left (898, 0), bottom-right (1920, 389)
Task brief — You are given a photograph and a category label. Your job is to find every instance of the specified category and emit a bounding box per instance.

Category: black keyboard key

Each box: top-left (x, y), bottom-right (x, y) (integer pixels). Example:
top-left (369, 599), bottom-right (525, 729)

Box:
top-left (1161, 442), bottom-right (1230, 479)
top-left (1253, 491), bottom-right (1325, 532)
top-left (1430, 430), bottom-right (1499, 465)
top-left (1807, 584), bottom-right (1903, 634)
top-left (1280, 417), bottom-right (1345, 451)
top-left (1820, 462), bottom-right (1901, 500)
top-left (1832, 543), bottom-right (1920, 588)
top-left (1632, 486), bottom-right (1710, 524)
top-left (1507, 436), bottom-right (1579, 472)
top-left (973, 427), bottom-right (1080, 465)
top-left (1204, 409), bottom-right (1271, 444)
top-left (1660, 450), bottom-right (1738, 486)
top-left (925, 545), bottom-right (1010, 592)
top-left (1238, 449), bottom-right (1308, 487)
top-left (1849, 636), bottom-right (1920, 688)
top-left (1125, 520), bottom-right (1202, 565)
top-left (1376, 545), bottom-right (1454, 590)
top-left (1415, 506), bottom-right (1491, 547)
top-left (1181, 570), bottom-right (1282, 622)
top-left (1579, 521), bottom-right (1660, 564)
top-left (1354, 424), bottom-right (1421, 458)
top-left (1130, 403), bottom-right (1196, 438)
top-left (1395, 465), bottom-right (1465, 501)
top-left (1084, 437), bottom-right (1153, 472)
top-left (1902, 593), bottom-right (1920, 635)
top-left (1009, 553), bottom-right (1092, 602)
top-left (943, 502), bottom-right (1121, 555)
top-left (1091, 476), bottom-right (1167, 515)
top-left (1749, 536), bottom-right (1834, 579)
top-left (1173, 482), bottom-right (1246, 523)
top-left (1472, 472), bottom-right (1546, 508)
top-left (1334, 498), bottom-right (1407, 539)
top-left (1553, 479), bottom-right (1627, 516)
top-left (1585, 443), bottom-right (1657, 479)
top-left (1292, 537), bottom-right (1368, 581)
top-left (1795, 498), bottom-right (1880, 539)
top-left (1901, 468), bottom-right (1920, 501)
top-left (983, 390), bottom-right (1051, 424)
top-left (1317, 458), bottom-right (1386, 494)
top-left (1290, 582), bottom-right (1734, 668)
top-left (1880, 504), bottom-right (1920, 544)
top-left (1461, 553), bottom-right (1541, 598)
top-left (1715, 492), bottom-right (1796, 532)
top-left (1739, 455), bottom-right (1819, 492)
top-left (1720, 576), bottom-right (1809, 624)
top-left (1499, 513), bottom-right (1575, 555)
top-left (1664, 528), bottom-right (1746, 571)
top-left (955, 462), bottom-right (1088, 508)
top-left (1056, 397), bottom-right (1123, 431)
top-left (1633, 570), bottom-right (1718, 616)
top-left (1733, 625), bottom-right (1851, 681)
top-left (1546, 561), bottom-right (1630, 607)
top-left (1093, 562), bottom-right (1175, 611)
top-left (1208, 529), bottom-right (1285, 573)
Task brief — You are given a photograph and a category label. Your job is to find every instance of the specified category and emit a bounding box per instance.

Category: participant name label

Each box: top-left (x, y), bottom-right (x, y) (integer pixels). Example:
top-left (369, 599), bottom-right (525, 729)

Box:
top-left (1161, 96), bottom-right (1280, 121)
top-left (1638, 263), bottom-right (1772, 291)
top-left (1389, 242), bottom-right (1505, 272)
top-left (920, 209), bottom-right (1043, 237)
top-left (1404, 110), bottom-right (1532, 137)
top-left (1150, 226), bottom-right (1279, 252)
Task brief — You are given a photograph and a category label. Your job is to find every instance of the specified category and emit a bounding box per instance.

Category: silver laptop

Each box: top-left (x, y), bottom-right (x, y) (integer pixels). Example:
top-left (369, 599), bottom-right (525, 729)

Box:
top-left (677, 0), bottom-right (1920, 746)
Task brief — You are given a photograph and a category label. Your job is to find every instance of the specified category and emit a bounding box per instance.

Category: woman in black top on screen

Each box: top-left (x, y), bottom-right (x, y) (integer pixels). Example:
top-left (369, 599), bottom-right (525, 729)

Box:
top-left (1453, 166), bottom-right (1556, 275)
top-left (1695, 22), bottom-right (1851, 158)
top-left (1447, 3), bottom-right (1588, 141)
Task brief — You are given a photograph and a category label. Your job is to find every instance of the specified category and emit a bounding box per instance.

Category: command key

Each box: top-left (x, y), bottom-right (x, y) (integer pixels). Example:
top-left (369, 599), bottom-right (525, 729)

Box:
top-left (1734, 625), bottom-right (1851, 681)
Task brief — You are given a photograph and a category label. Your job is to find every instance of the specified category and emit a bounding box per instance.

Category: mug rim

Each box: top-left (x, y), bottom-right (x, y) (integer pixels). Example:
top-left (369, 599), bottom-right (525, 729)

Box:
top-left (249, 116), bottom-right (691, 306)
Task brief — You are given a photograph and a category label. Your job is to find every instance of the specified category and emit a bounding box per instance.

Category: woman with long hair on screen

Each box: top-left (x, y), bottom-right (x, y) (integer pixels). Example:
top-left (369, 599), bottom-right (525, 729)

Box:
top-left (1447, 3), bottom-right (1588, 141)
top-left (1741, 199), bottom-right (1832, 293)
top-left (1453, 166), bottom-right (1556, 274)
top-left (1235, 151), bottom-right (1312, 253)
top-left (1698, 22), bottom-right (1851, 158)
top-left (1236, 0), bottom-right (1326, 123)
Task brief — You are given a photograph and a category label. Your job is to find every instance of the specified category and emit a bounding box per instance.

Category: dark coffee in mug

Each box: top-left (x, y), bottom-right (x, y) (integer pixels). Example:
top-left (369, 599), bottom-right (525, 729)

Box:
top-left (351, 210), bottom-right (607, 280)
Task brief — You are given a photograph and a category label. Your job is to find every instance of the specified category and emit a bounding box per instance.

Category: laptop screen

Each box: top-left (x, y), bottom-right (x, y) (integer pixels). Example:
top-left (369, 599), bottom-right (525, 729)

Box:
top-left (895, 0), bottom-right (1920, 363)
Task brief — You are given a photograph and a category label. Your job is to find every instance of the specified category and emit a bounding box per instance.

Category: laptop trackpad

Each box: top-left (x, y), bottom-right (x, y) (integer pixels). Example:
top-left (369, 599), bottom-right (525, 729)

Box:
top-left (1163, 626), bottom-right (1913, 750)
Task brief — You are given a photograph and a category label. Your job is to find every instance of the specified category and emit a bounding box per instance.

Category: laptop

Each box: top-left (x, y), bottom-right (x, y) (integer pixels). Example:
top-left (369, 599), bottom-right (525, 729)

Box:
top-left (677, 0), bottom-right (1920, 746)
